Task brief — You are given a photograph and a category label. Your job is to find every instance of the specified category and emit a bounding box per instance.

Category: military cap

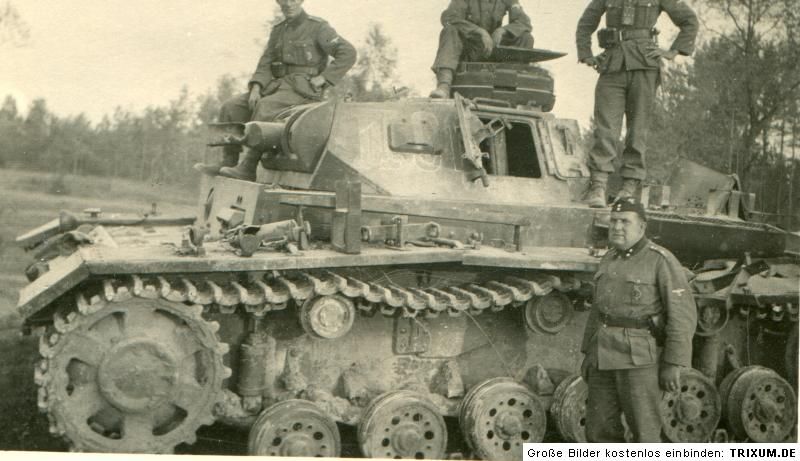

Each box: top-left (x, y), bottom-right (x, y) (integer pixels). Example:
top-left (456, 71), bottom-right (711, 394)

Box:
top-left (611, 197), bottom-right (647, 221)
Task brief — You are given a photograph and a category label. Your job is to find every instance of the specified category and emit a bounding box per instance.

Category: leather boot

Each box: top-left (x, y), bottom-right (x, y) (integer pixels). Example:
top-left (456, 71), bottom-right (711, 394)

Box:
top-left (193, 147), bottom-right (240, 176)
top-left (615, 178), bottom-right (641, 201)
top-left (219, 147), bottom-right (261, 182)
top-left (429, 68), bottom-right (454, 99)
top-left (582, 172), bottom-right (608, 208)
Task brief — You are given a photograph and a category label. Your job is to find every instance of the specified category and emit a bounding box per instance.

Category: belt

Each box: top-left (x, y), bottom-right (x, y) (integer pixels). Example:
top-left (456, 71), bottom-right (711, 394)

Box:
top-left (599, 312), bottom-right (651, 329)
top-left (620, 28), bottom-right (656, 40)
top-left (285, 65), bottom-right (319, 76)
top-left (602, 28), bottom-right (657, 42)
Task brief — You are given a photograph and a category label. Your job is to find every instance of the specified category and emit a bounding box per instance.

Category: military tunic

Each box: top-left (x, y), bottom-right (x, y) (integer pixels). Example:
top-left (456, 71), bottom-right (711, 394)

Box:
top-left (219, 11), bottom-right (356, 129)
top-left (581, 237), bottom-right (696, 442)
top-left (575, 0), bottom-right (697, 181)
top-left (432, 0), bottom-right (534, 72)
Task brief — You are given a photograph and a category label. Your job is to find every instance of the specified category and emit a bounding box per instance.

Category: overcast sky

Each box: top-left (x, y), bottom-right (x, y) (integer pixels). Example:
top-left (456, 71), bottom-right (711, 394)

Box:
top-left (0, 0), bottom-right (692, 129)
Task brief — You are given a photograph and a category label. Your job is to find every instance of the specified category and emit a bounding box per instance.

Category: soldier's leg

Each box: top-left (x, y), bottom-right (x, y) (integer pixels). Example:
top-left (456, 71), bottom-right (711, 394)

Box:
top-left (194, 92), bottom-right (251, 175)
top-left (220, 87), bottom-right (314, 181)
top-left (586, 367), bottom-right (627, 442)
top-left (583, 71), bottom-right (627, 207)
top-left (432, 25), bottom-right (464, 74)
top-left (501, 32), bottom-right (534, 49)
top-left (220, 92), bottom-right (253, 124)
top-left (589, 71), bottom-right (627, 176)
top-left (252, 86), bottom-right (314, 122)
top-left (620, 69), bottom-right (659, 181)
top-left (617, 365), bottom-right (662, 442)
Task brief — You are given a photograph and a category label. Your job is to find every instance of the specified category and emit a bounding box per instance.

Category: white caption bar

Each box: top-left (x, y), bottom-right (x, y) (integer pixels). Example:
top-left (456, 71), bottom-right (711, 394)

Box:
top-left (523, 444), bottom-right (799, 461)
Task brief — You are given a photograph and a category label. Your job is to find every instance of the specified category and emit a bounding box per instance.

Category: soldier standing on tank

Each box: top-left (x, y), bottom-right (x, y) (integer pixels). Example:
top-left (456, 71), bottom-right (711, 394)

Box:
top-left (429, 0), bottom-right (534, 99)
top-left (576, 0), bottom-right (698, 207)
top-left (194, 0), bottom-right (356, 181)
top-left (580, 198), bottom-right (696, 442)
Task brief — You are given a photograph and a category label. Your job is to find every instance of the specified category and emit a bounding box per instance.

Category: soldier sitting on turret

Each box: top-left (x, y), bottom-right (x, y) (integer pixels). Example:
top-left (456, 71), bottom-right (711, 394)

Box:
top-left (429, 0), bottom-right (534, 99)
top-left (194, 0), bottom-right (356, 182)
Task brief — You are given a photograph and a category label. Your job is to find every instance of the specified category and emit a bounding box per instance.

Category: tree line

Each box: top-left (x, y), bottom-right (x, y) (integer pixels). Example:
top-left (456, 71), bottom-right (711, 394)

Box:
top-left (0, 1), bottom-right (798, 229)
top-left (646, 0), bottom-right (800, 228)
top-left (0, 22), bottom-right (402, 190)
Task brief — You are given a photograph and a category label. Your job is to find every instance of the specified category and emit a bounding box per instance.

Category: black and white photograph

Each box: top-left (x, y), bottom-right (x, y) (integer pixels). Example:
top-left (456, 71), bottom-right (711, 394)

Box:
top-left (0, 0), bottom-right (798, 458)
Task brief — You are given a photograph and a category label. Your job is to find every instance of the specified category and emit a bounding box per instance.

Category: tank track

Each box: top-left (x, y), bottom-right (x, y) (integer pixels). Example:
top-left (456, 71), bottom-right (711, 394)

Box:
top-left (33, 269), bottom-right (581, 453)
top-left (61, 270), bottom-right (583, 319)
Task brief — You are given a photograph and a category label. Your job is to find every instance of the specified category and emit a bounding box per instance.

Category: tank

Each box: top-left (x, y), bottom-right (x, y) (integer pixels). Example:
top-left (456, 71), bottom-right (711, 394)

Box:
top-left (14, 53), bottom-right (799, 456)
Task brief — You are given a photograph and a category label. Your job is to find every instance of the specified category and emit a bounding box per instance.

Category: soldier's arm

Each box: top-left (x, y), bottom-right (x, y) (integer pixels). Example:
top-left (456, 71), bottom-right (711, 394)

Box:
top-left (249, 26), bottom-right (280, 90)
top-left (441, 0), bottom-right (483, 36)
top-left (575, 0), bottom-right (606, 62)
top-left (661, 0), bottom-right (699, 56)
top-left (316, 23), bottom-right (357, 86)
top-left (656, 252), bottom-right (697, 368)
top-left (580, 308), bottom-right (599, 354)
top-left (502, 0), bottom-right (532, 38)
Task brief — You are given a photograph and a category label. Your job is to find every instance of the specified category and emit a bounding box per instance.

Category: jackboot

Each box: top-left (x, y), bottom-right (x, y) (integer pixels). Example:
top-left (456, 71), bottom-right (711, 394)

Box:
top-left (219, 147), bottom-right (262, 182)
top-left (582, 172), bottom-right (608, 208)
top-left (429, 68), bottom-right (454, 99)
top-left (193, 147), bottom-right (240, 176)
top-left (615, 178), bottom-right (641, 202)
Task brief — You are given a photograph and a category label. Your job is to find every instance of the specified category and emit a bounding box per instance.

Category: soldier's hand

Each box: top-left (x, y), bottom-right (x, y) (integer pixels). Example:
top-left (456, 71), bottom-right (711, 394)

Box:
top-left (309, 75), bottom-right (327, 92)
top-left (475, 28), bottom-right (494, 57)
top-left (491, 27), bottom-right (507, 47)
top-left (646, 46), bottom-right (678, 61)
top-left (580, 56), bottom-right (603, 72)
top-left (248, 84), bottom-right (262, 111)
top-left (659, 363), bottom-right (681, 392)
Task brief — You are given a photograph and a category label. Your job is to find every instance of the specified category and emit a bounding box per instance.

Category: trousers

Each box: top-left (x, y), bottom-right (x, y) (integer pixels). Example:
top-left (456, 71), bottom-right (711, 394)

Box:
top-left (588, 69), bottom-right (659, 181)
top-left (586, 364), bottom-right (662, 442)
top-left (432, 25), bottom-right (534, 71)
top-left (217, 85), bottom-right (314, 156)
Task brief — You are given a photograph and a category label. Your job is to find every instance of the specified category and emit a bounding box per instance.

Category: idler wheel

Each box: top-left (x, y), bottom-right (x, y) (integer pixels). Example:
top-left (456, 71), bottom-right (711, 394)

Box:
top-left (523, 292), bottom-right (573, 335)
top-left (300, 294), bottom-right (355, 339)
top-left (695, 297), bottom-right (729, 337)
top-left (460, 378), bottom-right (545, 460)
top-left (659, 368), bottom-right (721, 442)
top-left (549, 374), bottom-right (587, 442)
top-left (40, 297), bottom-right (227, 453)
top-left (358, 391), bottom-right (447, 459)
top-left (248, 400), bottom-right (340, 457)
top-left (723, 366), bottom-right (797, 442)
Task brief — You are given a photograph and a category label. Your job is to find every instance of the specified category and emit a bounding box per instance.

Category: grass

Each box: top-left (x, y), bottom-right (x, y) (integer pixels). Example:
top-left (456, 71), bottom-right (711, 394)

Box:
top-left (0, 168), bottom-right (201, 450)
top-left (0, 167), bottom-right (198, 321)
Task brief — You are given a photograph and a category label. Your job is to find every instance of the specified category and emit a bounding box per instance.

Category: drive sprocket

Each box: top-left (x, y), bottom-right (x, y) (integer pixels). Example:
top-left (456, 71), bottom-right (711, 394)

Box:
top-left (36, 291), bottom-right (230, 453)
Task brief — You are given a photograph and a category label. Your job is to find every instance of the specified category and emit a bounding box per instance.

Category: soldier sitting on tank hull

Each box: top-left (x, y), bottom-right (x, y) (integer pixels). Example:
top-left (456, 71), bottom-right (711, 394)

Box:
top-left (429, 0), bottom-right (534, 99)
top-left (194, 0), bottom-right (356, 181)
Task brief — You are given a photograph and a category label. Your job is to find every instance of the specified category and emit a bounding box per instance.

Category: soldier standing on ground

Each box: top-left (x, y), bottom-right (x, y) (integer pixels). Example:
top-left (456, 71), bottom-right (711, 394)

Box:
top-left (576, 0), bottom-right (698, 208)
top-left (580, 198), bottom-right (696, 442)
top-left (430, 0), bottom-right (534, 99)
top-left (194, 0), bottom-right (356, 181)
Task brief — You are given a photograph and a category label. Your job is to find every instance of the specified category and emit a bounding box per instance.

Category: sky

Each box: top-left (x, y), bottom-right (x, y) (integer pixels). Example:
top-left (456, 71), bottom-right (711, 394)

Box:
top-left (0, 0), bottom-right (692, 129)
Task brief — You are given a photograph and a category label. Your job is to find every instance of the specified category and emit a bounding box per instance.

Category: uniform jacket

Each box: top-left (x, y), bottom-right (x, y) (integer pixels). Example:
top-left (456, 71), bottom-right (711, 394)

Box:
top-left (442, 0), bottom-right (532, 38)
top-left (249, 11), bottom-right (356, 97)
top-left (581, 237), bottom-right (696, 370)
top-left (575, 0), bottom-right (698, 73)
